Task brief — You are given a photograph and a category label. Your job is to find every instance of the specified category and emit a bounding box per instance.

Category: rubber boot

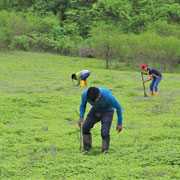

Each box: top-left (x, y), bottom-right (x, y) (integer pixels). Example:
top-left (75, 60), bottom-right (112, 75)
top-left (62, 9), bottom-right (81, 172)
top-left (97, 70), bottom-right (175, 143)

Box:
top-left (83, 134), bottom-right (92, 152)
top-left (102, 138), bottom-right (110, 153)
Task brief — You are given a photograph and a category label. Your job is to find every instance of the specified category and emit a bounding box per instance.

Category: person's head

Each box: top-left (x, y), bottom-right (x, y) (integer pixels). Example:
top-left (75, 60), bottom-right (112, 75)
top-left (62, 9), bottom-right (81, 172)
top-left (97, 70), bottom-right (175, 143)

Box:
top-left (140, 64), bottom-right (148, 71)
top-left (71, 73), bottom-right (77, 80)
top-left (87, 87), bottom-right (100, 102)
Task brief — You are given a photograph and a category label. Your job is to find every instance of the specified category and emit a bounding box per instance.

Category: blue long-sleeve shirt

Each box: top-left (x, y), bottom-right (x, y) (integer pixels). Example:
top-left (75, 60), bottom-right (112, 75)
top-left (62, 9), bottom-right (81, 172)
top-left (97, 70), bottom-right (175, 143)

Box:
top-left (79, 88), bottom-right (123, 125)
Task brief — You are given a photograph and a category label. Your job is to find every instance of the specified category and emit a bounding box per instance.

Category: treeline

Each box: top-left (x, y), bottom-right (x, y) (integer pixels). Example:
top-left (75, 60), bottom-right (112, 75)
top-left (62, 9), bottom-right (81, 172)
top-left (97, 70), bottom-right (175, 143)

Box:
top-left (0, 0), bottom-right (180, 70)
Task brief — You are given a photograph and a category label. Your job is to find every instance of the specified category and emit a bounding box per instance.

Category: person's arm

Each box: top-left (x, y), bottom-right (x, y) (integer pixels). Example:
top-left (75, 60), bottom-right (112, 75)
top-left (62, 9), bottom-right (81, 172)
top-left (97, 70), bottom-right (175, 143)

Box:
top-left (141, 71), bottom-right (148, 75)
top-left (108, 95), bottom-right (123, 132)
top-left (79, 92), bottom-right (87, 120)
top-left (141, 70), bottom-right (152, 83)
top-left (144, 75), bottom-right (152, 82)
top-left (76, 79), bottom-right (80, 86)
top-left (75, 72), bottom-right (81, 86)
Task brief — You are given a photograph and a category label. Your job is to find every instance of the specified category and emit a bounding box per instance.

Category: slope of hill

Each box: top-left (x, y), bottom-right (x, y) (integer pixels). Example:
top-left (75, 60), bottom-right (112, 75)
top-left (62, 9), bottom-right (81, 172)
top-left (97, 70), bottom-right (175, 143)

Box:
top-left (0, 51), bottom-right (180, 179)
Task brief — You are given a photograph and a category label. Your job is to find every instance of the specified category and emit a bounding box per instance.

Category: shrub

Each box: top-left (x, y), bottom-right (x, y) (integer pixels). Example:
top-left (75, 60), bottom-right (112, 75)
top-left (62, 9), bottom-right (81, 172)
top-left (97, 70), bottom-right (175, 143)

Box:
top-left (10, 35), bottom-right (30, 51)
top-left (151, 21), bottom-right (180, 39)
top-left (89, 23), bottom-right (180, 71)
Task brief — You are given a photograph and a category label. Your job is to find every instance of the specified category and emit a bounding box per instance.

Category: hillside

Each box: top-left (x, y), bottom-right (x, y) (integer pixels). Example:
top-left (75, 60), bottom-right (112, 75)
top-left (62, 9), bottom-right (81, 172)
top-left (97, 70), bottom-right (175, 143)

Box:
top-left (0, 51), bottom-right (180, 179)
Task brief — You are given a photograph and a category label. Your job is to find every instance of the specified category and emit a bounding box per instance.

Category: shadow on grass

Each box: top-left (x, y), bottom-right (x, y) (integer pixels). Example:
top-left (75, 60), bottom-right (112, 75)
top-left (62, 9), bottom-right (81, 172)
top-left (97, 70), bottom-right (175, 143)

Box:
top-left (82, 146), bottom-right (116, 156)
top-left (65, 117), bottom-right (77, 125)
top-left (82, 149), bottom-right (101, 156)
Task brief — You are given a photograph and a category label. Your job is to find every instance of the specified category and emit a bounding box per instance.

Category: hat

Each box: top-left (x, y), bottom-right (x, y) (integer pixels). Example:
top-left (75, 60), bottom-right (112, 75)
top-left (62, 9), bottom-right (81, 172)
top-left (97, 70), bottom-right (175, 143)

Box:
top-left (140, 64), bottom-right (148, 70)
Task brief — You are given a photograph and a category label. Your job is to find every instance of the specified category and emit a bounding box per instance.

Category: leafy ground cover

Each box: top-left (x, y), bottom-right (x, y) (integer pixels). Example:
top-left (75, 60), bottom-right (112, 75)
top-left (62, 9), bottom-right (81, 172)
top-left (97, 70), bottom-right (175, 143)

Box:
top-left (0, 51), bottom-right (180, 179)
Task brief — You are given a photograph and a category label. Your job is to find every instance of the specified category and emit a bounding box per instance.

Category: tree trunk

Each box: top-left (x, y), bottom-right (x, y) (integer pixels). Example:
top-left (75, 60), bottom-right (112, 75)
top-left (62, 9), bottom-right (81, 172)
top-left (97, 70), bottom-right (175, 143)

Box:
top-left (105, 44), bottom-right (110, 69)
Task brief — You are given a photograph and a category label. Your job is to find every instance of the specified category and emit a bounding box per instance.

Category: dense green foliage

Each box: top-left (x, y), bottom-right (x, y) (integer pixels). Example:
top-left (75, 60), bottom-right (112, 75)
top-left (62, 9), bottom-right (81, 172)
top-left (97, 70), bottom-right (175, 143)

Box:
top-left (0, 51), bottom-right (180, 179)
top-left (0, 0), bottom-right (180, 70)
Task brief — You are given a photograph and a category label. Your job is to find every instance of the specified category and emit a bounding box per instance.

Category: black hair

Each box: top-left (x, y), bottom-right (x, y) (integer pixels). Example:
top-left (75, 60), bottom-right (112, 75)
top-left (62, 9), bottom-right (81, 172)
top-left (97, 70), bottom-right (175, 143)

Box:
top-left (87, 87), bottom-right (100, 102)
top-left (71, 73), bottom-right (77, 80)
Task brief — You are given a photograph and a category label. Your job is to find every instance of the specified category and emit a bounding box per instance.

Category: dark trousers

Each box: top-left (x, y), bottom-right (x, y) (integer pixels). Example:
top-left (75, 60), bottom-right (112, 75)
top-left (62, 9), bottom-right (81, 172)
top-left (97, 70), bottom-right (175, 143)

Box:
top-left (82, 108), bottom-right (114, 140)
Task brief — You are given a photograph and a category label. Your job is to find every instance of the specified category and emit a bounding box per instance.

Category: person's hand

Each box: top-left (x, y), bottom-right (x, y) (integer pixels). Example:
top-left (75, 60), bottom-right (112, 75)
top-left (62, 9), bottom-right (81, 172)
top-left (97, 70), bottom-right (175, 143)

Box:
top-left (78, 118), bottom-right (84, 128)
top-left (116, 124), bottom-right (123, 133)
top-left (144, 77), bottom-right (151, 83)
top-left (147, 75), bottom-right (152, 81)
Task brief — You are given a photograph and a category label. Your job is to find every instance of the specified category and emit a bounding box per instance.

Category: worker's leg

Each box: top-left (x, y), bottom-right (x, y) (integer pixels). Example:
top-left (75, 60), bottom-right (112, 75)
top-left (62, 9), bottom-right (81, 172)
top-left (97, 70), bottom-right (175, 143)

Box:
top-left (101, 111), bottom-right (114, 153)
top-left (84, 79), bottom-right (87, 87)
top-left (80, 80), bottom-right (86, 88)
top-left (154, 77), bottom-right (161, 95)
top-left (82, 108), bottom-right (99, 151)
top-left (150, 78), bottom-right (156, 95)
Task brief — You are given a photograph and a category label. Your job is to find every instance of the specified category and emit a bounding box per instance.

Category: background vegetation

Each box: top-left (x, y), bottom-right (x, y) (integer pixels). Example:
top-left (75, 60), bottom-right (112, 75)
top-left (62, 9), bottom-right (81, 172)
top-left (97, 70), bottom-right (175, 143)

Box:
top-left (0, 0), bottom-right (180, 70)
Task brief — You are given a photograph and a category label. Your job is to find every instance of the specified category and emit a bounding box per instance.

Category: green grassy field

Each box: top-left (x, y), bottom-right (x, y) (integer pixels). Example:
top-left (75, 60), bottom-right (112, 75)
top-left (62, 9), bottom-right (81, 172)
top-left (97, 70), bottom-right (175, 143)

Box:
top-left (0, 51), bottom-right (180, 180)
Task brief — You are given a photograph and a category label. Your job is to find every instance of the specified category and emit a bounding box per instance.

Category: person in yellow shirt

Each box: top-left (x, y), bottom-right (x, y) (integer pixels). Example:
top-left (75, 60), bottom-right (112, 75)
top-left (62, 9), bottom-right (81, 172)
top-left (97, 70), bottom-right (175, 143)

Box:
top-left (71, 70), bottom-right (91, 88)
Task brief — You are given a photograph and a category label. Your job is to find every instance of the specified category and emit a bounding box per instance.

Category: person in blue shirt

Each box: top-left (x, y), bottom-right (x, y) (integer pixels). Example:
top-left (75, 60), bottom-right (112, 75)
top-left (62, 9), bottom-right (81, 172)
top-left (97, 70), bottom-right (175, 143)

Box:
top-left (78, 87), bottom-right (123, 153)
